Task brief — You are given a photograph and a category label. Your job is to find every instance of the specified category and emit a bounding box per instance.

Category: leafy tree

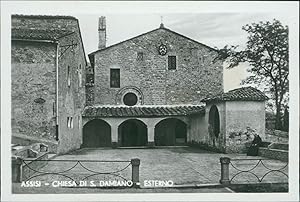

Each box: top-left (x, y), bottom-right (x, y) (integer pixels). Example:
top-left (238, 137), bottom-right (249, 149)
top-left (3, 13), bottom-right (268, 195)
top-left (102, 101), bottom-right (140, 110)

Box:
top-left (282, 106), bottom-right (289, 132)
top-left (217, 19), bottom-right (289, 130)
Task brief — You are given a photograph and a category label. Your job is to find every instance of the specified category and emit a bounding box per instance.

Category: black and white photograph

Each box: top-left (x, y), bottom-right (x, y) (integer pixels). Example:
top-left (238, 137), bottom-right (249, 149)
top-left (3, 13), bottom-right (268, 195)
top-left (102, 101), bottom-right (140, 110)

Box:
top-left (1, 1), bottom-right (299, 201)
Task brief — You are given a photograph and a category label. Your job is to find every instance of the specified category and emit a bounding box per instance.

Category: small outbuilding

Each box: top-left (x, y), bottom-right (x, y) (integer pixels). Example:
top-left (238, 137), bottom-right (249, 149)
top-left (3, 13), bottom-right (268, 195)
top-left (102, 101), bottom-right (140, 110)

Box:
top-left (200, 86), bottom-right (269, 153)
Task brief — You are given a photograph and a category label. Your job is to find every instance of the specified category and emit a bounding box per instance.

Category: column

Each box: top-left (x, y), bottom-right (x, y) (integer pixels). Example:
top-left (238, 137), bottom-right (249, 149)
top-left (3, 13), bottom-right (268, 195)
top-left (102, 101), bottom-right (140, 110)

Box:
top-left (111, 122), bottom-right (119, 148)
top-left (147, 125), bottom-right (155, 147)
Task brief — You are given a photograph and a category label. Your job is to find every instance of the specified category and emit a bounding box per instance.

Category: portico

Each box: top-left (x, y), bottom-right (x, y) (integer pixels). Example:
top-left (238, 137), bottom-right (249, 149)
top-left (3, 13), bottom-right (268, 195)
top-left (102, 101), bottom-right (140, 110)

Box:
top-left (81, 105), bottom-right (204, 148)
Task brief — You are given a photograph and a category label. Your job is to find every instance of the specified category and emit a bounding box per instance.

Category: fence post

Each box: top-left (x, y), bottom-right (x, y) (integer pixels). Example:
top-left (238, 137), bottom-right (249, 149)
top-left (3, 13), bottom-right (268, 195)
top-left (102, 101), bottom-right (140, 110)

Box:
top-left (131, 158), bottom-right (140, 188)
top-left (12, 156), bottom-right (23, 183)
top-left (219, 157), bottom-right (230, 185)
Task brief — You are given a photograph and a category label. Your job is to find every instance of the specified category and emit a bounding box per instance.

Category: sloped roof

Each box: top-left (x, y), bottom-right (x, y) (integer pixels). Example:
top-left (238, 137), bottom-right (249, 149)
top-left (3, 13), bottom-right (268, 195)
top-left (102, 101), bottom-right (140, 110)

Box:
top-left (12, 14), bottom-right (77, 20)
top-left (82, 105), bottom-right (205, 117)
top-left (11, 28), bottom-right (74, 41)
top-left (201, 86), bottom-right (269, 102)
top-left (89, 25), bottom-right (218, 56)
top-left (11, 14), bottom-right (88, 66)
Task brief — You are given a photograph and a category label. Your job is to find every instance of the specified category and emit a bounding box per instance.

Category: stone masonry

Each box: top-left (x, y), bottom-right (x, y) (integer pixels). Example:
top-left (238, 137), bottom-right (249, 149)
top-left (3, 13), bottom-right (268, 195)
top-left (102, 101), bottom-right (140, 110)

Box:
top-left (11, 41), bottom-right (57, 140)
top-left (89, 26), bottom-right (223, 106)
top-left (11, 15), bottom-right (87, 154)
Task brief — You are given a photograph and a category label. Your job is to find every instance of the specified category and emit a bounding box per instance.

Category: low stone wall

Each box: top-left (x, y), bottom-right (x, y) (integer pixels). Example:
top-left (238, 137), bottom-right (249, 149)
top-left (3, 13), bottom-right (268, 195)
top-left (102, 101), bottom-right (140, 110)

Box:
top-left (22, 153), bottom-right (49, 181)
top-left (258, 147), bottom-right (288, 162)
top-left (228, 182), bottom-right (288, 192)
top-left (265, 129), bottom-right (289, 143)
top-left (12, 134), bottom-right (58, 153)
top-left (12, 143), bottom-right (50, 182)
top-left (269, 143), bottom-right (288, 151)
top-left (12, 151), bottom-right (49, 182)
top-left (188, 141), bottom-right (225, 153)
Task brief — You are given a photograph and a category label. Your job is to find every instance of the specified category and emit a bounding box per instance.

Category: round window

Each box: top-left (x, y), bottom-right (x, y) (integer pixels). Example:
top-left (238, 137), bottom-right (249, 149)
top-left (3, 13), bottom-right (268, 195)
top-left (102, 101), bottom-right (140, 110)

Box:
top-left (123, 93), bottom-right (138, 106)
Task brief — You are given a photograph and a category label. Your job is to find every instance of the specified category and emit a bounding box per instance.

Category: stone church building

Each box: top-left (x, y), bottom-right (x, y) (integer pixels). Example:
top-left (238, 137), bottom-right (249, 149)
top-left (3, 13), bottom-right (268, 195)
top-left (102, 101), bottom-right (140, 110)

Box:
top-left (11, 15), bottom-right (268, 154)
top-left (83, 17), bottom-right (268, 153)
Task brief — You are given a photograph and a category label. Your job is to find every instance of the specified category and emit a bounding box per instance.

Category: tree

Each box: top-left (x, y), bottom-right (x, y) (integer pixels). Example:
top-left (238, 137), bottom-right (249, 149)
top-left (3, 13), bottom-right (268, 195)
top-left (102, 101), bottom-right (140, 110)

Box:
top-left (282, 106), bottom-right (289, 132)
top-left (217, 19), bottom-right (289, 130)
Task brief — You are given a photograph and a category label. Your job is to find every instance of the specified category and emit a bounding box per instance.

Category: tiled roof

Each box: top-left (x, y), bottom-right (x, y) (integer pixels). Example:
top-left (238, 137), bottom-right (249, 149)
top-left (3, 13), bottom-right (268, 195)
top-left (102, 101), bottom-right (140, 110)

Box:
top-left (202, 86), bottom-right (268, 102)
top-left (12, 14), bottom-right (77, 20)
top-left (12, 28), bottom-right (74, 41)
top-left (82, 105), bottom-right (205, 117)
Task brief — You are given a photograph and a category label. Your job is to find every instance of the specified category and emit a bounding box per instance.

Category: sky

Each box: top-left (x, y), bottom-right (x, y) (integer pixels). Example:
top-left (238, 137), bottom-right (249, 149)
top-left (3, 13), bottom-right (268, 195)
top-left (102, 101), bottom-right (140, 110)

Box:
top-left (75, 12), bottom-right (294, 91)
top-left (2, 1), bottom-right (297, 91)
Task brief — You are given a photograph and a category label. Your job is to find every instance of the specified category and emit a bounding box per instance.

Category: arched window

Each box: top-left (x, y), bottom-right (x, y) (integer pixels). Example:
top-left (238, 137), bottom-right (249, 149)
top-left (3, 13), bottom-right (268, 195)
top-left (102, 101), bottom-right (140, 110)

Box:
top-left (78, 64), bottom-right (82, 87)
top-left (209, 105), bottom-right (220, 138)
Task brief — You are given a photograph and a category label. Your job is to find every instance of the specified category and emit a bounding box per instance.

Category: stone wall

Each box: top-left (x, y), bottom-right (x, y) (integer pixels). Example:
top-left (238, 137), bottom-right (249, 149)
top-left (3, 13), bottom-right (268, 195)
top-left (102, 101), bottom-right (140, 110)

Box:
top-left (56, 24), bottom-right (87, 154)
top-left (92, 28), bottom-right (223, 105)
top-left (189, 101), bottom-right (266, 153)
top-left (85, 67), bottom-right (95, 105)
top-left (188, 114), bottom-right (207, 143)
top-left (182, 103), bottom-right (228, 152)
top-left (265, 129), bottom-right (289, 143)
top-left (11, 15), bottom-right (87, 154)
top-left (258, 147), bottom-right (288, 162)
top-left (225, 101), bottom-right (266, 153)
top-left (11, 41), bottom-right (57, 141)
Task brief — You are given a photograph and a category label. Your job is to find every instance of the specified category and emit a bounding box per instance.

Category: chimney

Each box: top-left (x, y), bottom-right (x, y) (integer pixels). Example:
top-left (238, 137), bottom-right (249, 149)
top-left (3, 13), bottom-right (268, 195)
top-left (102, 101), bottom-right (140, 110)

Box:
top-left (98, 16), bottom-right (106, 50)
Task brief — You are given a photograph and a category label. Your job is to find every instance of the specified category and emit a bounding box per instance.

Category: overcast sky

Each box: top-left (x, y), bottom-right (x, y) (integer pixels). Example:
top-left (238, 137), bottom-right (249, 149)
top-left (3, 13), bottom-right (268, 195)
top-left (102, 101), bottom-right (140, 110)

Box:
top-left (77, 13), bottom-right (292, 54)
top-left (2, 1), bottom-right (297, 91)
top-left (76, 12), bottom-right (294, 91)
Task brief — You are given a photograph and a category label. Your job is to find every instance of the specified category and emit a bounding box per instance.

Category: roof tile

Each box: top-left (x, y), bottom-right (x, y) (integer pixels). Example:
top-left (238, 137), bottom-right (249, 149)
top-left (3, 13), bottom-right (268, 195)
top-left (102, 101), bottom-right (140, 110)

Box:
top-left (83, 105), bottom-right (205, 117)
top-left (12, 28), bottom-right (74, 41)
top-left (202, 86), bottom-right (268, 102)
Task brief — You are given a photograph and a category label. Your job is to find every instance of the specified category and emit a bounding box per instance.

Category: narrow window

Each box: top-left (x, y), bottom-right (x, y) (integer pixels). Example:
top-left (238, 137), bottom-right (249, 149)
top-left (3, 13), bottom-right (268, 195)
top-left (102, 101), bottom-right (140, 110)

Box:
top-left (137, 52), bottom-right (143, 61)
top-left (70, 117), bottom-right (73, 129)
top-left (168, 56), bottom-right (177, 70)
top-left (78, 64), bottom-right (82, 87)
top-left (55, 125), bottom-right (59, 141)
top-left (78, 115), bottom-right (81, 129)
top-left (110, 69), bottom-right (120, 88)
top-left (67, 117), bottom-right (70, 128)
top-left (67, 66), bottom-right (71, 87)
top-left (53, 102), bottom-right (55, 116)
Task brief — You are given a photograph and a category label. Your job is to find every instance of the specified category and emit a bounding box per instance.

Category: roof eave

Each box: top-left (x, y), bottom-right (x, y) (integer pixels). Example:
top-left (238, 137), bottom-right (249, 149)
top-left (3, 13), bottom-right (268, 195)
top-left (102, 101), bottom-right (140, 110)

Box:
top-left (203, 98), bottom-right (268, 103)
top-left (12, 14), bottom-right (78, 20)
top-left (12, 38), bottom-right (58, 43)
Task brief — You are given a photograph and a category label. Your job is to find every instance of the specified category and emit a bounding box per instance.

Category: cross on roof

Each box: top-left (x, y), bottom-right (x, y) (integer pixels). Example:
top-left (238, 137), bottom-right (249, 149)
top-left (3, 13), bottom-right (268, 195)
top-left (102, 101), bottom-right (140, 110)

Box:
top-left (160, 16), bottom-right (165, 28)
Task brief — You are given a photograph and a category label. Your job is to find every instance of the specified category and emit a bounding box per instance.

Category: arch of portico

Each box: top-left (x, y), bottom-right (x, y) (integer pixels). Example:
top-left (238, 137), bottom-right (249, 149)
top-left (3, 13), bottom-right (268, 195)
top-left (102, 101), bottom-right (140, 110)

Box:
top-left (82, 116), bottom-right (189, 147)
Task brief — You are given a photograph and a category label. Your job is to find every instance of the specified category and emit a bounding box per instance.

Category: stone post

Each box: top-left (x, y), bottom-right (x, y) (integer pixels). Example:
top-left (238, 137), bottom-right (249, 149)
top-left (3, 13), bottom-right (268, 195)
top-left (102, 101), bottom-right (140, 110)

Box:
top-left (219, 157), bottom-right (231, 185)
top-left (147, 126), bottom-right (155, 148)
top-left (131, 158), bottom-right (140, 188)
top-left (12, 156), bottom-right (23, 183)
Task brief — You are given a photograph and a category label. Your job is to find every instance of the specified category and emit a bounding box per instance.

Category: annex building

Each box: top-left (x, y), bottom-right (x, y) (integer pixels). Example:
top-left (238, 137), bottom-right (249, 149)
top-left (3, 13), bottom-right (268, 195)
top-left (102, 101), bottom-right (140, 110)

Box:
top-left (11, 15), bottom-right (268, 154)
